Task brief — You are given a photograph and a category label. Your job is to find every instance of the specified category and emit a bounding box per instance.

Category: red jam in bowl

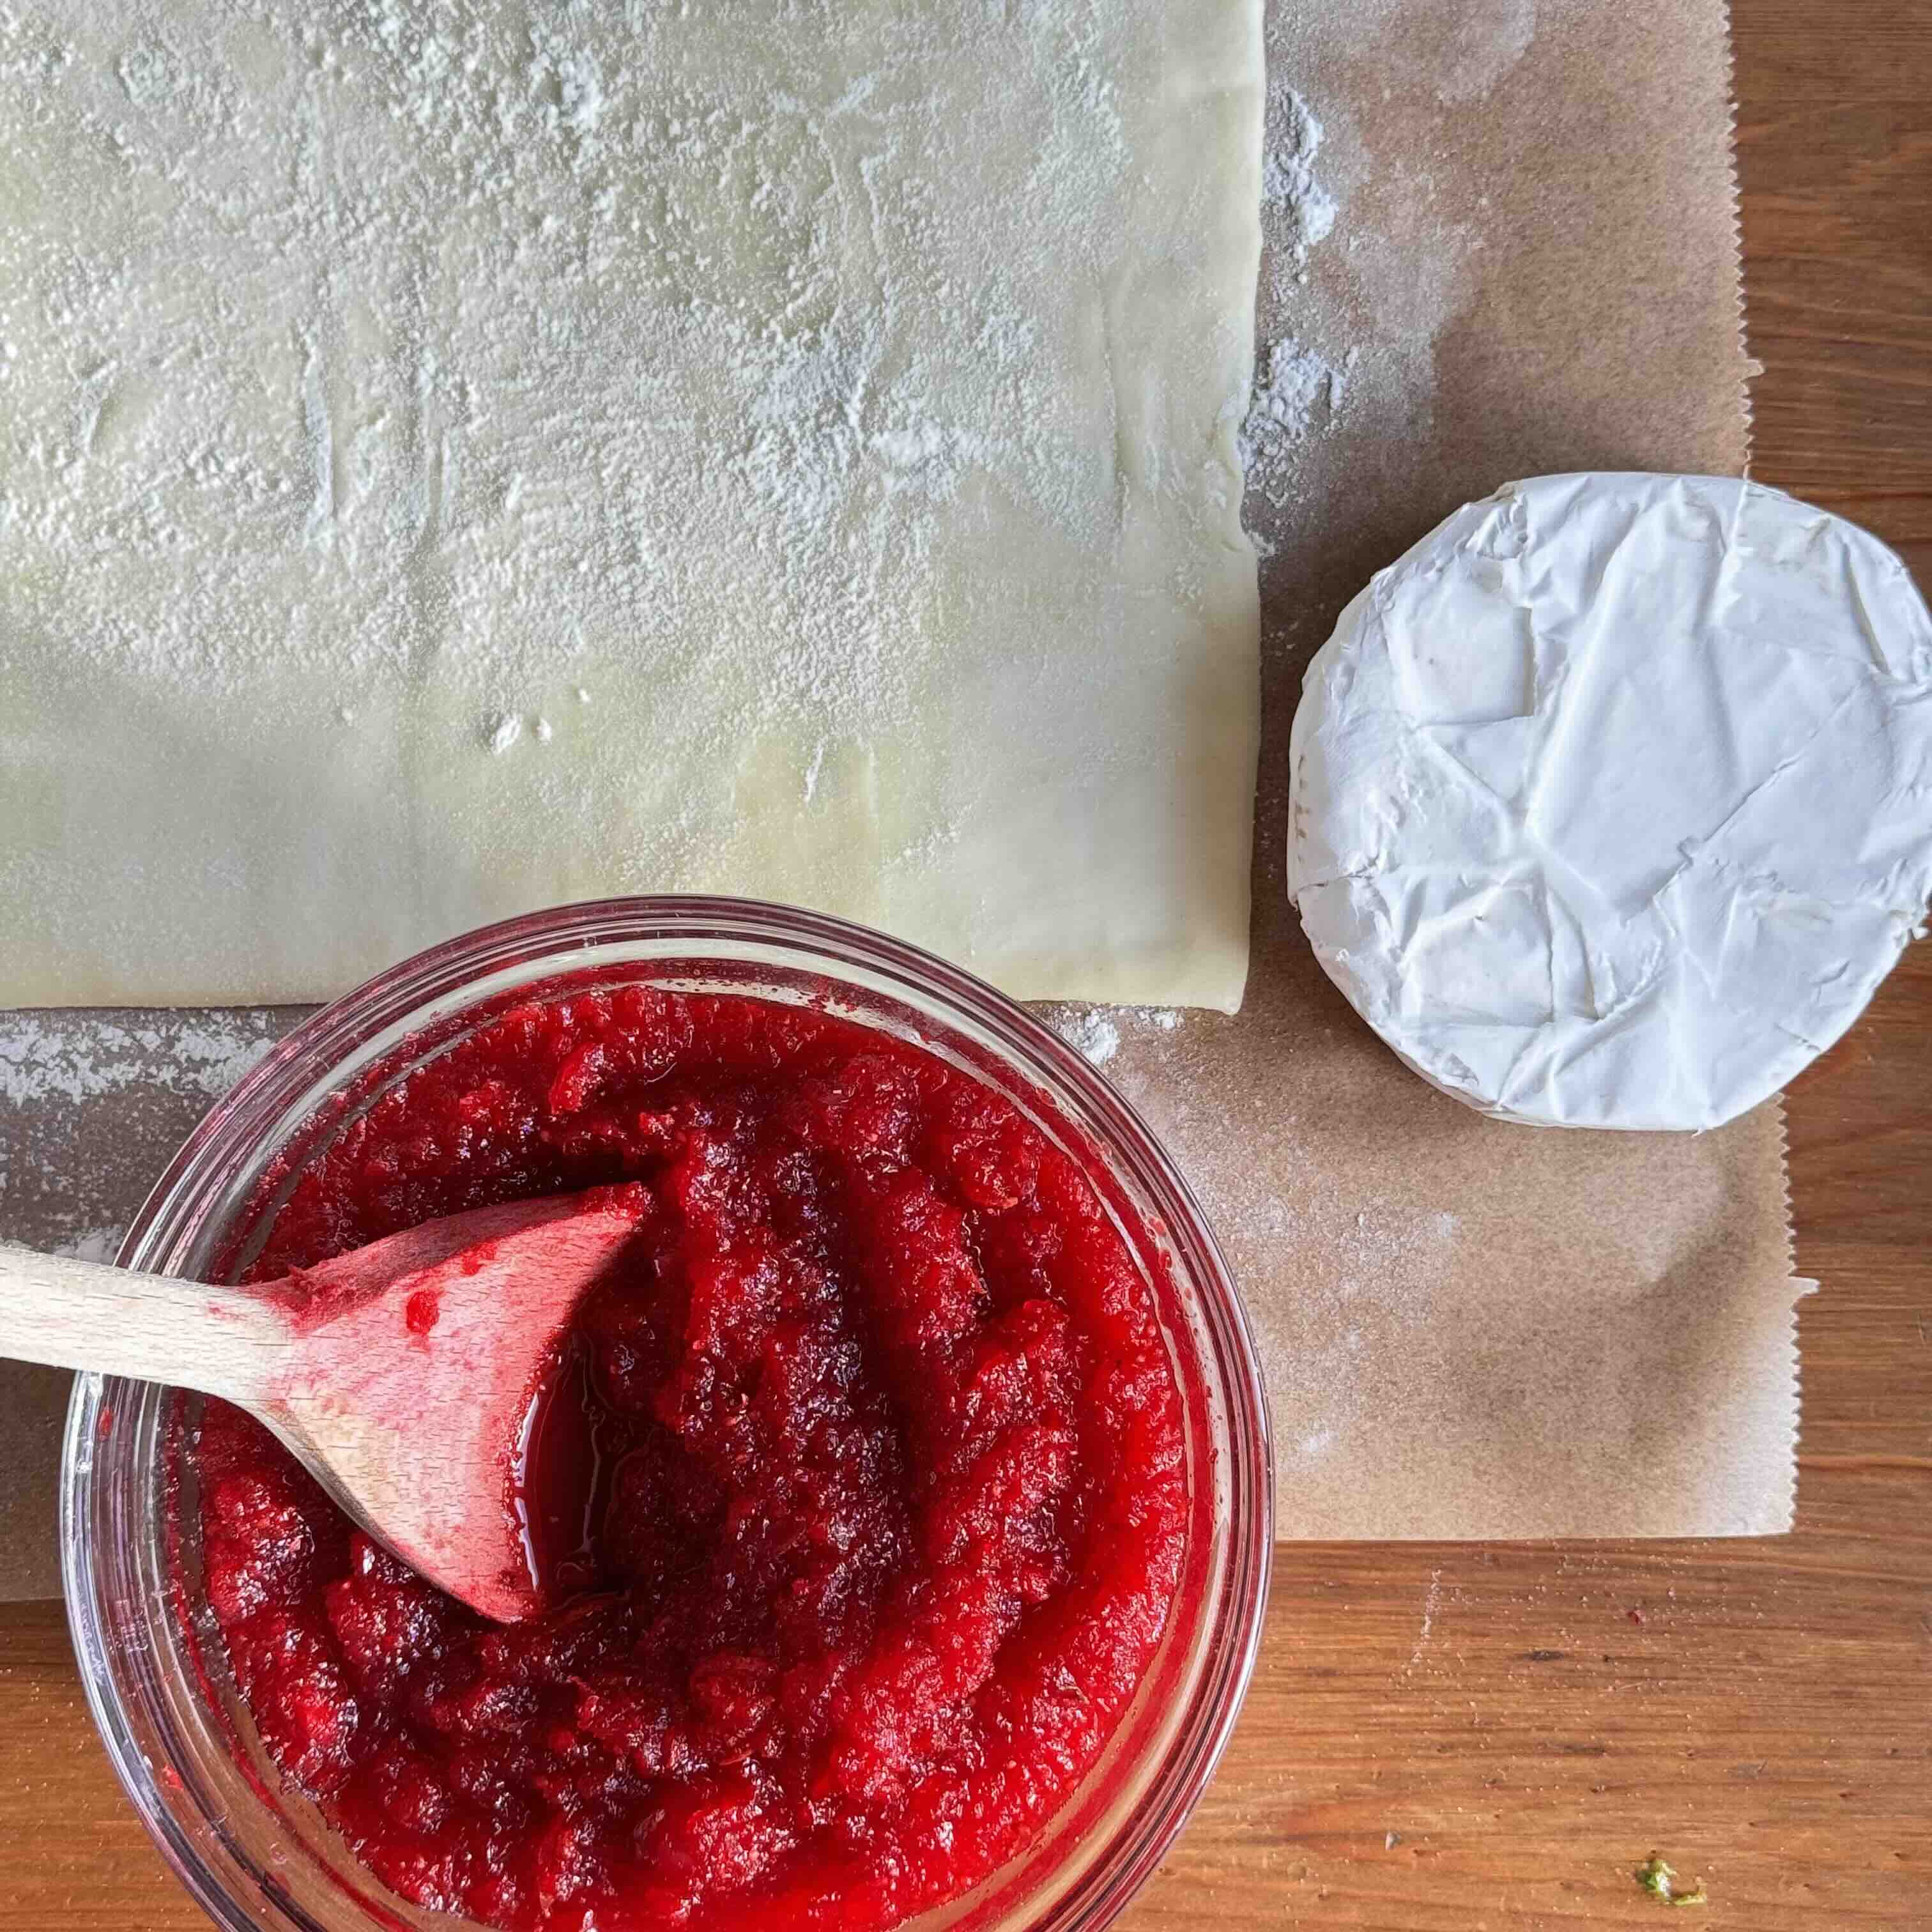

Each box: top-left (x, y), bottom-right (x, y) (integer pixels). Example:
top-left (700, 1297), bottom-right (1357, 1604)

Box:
top-left (188, 987), bottom-right (1188, 1932)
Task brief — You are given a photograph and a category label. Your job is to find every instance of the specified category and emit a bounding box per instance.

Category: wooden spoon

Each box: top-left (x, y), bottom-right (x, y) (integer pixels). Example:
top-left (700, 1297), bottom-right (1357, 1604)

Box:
top-left (0, 1184), bottom-right (647, 1622)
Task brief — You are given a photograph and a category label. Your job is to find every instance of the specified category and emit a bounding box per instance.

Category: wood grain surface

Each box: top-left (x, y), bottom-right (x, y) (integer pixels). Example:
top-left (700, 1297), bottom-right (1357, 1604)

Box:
top-left (3, 1), bottom-right (1928, 1925)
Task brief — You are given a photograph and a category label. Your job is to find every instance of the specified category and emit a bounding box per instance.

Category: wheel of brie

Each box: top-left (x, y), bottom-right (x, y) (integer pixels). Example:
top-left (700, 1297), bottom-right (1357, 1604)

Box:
top-left (1286, 473), bottom-right (1932, 1130)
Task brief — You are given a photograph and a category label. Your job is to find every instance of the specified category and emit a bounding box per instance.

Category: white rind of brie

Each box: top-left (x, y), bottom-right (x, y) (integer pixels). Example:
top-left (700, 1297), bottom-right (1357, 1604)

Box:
top-left (1286, 473), bottom-right (1932, 1131)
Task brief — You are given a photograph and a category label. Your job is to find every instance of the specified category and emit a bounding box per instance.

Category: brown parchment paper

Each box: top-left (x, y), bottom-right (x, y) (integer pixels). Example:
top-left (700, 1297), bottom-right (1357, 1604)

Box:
top-left (1094, 0), bottom-right (1804, 1541)
top-left (0, 0), bottom-right (1801, 1599)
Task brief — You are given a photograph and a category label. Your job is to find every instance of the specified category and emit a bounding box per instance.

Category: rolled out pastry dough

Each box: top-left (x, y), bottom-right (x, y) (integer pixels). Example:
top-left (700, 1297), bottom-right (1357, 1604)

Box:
top-left (0, 0), bottom-right (1261, 1008)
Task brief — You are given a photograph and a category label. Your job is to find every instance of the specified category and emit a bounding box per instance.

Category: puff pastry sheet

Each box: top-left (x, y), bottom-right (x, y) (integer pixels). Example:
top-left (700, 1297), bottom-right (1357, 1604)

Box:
top-left (0, 0), bottom-right (1261, 1008)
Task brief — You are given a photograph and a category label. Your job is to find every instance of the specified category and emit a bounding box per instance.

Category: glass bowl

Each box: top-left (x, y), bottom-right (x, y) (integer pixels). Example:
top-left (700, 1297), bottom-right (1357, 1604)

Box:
top-left (62, 898), bottom-right (1272, 1932)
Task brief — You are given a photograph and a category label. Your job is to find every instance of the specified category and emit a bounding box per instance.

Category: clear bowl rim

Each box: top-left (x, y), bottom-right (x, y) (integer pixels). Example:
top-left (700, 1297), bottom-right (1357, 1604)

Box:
top-left (61, 894), bottom-right (1274, 1932)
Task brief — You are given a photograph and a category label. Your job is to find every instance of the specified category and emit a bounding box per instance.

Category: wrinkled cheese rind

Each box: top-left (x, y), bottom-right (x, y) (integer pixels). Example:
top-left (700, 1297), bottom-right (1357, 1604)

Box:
top-left (1287, 473), bottom-right (1932, 1130)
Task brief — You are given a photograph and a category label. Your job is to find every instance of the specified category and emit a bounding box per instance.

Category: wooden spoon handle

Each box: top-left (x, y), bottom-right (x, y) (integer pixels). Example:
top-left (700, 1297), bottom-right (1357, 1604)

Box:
top-left (0, 1241), bottom-right (289, 1406)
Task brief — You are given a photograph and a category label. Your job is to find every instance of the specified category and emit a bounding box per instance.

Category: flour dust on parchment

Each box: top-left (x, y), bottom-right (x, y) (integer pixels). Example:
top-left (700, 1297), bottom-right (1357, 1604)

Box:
top-left (1262, 87), bottom-right (1335, 270)
top-left (50, 1223), bottom-right (125, 1263)
top-left (1242, 15), bottom-right (1521, 521)
top-left (0, 1010), bottom-right (295, 1255)
top-left (1043, 1004), bottom-right (1183, 1069)
top-left (1241, 77), bottom-right (1359, 512)
top-left (0, 1011), bottom-right (281, 1108)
